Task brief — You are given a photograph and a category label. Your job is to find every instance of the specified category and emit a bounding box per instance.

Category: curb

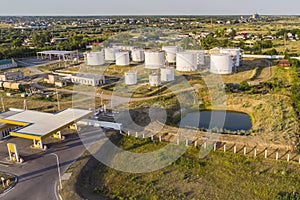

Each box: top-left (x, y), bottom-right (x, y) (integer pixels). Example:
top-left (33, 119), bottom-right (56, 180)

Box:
top-left (54, 181), bottom-right (63, 200)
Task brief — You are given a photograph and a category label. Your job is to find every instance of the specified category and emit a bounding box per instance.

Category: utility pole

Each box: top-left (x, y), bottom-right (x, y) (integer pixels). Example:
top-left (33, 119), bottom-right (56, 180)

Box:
top-left (1, 96), bottom-right (5, 112)
top-left (56, 88), bottom-right (60, 111)
top-left (23, 99), bottom-right (27, 110)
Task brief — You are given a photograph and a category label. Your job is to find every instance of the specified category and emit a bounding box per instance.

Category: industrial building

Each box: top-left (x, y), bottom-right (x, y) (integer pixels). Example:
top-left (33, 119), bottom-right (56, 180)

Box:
top-left (176, 52), bottom-right (198, 72)
top-left (210, 54), bottom-right (233, 74)
top-left (0, 108), bottom-right (92, 149)
top-left (45, 74), bottom-right (59, 84)
top-left (71, 74), bottom-right (105, 86)
top-left (160, 67), bottom-right (175, 82)
top-left (44, 74), bottom-right (68, 87)
top-left (37, 50), bottom-right (78, 61)
top-left (86, 51), bottom-right (104, 66)
top-left (0, 71), bottom-right (24, 81)
top-left (0, 59), bottom-right (18, 70)
top-left (0, 110), bottom-right (22, 140)
top-left (125, 71), bottom-right (137, 85)
top-left (145, 50), bottom-right (165, 69)
top-left (116, 51), bottom-right (130, 66)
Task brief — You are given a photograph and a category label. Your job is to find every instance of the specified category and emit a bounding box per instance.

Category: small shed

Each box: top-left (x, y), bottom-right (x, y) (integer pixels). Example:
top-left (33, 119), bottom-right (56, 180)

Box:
top-left (277, 60), bottom-right (291, 67)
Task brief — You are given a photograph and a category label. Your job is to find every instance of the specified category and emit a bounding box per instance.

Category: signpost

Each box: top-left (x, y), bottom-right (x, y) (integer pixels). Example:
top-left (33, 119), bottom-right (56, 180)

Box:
top-left (7, 143), bottom-right (23, 163)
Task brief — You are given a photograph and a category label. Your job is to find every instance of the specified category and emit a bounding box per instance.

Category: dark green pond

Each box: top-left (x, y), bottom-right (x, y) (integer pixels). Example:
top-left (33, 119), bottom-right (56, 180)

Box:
top-left (179, 110), bottom-right (252, 132)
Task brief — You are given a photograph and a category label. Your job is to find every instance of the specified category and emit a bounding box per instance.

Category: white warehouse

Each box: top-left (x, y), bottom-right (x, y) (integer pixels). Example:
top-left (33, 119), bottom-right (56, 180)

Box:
top-left (71, 74), bottom-right (105, 86)
top-left (210, 54), bottom-right (233, 74)
top-left (86, 51), bottom-right (104, 66)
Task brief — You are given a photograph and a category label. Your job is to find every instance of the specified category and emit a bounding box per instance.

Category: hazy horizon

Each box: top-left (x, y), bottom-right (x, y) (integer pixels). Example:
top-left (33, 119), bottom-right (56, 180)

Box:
top-left (1, 0), bottom-right (299, 16)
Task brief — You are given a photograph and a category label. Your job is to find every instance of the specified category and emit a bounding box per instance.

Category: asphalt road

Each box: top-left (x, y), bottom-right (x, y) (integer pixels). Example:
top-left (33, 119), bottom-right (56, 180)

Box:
top-left (0, 130), bottom-right (92, 200)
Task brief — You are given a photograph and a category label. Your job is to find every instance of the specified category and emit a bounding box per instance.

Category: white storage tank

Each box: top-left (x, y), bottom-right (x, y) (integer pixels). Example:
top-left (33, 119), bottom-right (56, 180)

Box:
top-left (116, 51), bottom-right (130, 66)
top-left (220, 49), bottom-right (241, 67)
top-left (131, 49), bottom-right (145, 62)
top-left (162, 46), bottom-right (182, 63)
top-left (176, 52), bottom-right (198, 72)
top-left (144, 50), bottom-right (165, 69)
top-left (149, 73), bottom-right (161, 86)
top-left (161, 67), bottom-right (175, 82)
top-left (210, 54), bottom-right (233, 74)
top-left (104, 48), bottom-right (119, 61)
top-left (187, 50), bottom-right (205, 65)
top-left (86, 51), bottom-right (104, 66)
top-left (125, 71), bottom-right (137, 85)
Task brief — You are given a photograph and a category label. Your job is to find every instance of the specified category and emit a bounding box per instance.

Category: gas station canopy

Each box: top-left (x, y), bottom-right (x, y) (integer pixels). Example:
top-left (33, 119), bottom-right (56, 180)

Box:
top-left (0, 108), bottom-right (92, 140)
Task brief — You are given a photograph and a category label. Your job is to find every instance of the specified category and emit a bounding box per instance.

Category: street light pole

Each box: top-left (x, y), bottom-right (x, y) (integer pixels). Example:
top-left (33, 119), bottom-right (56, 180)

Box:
top-left (56, 88), bottom-right (60, 111)
top-left (50, 153), bottom-right (62, 190)
top-left (100, 91), bottom-right (103, 106)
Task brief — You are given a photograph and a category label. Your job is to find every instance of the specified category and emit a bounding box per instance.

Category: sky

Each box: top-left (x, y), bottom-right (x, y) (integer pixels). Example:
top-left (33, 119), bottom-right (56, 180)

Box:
top-left (1, 0), bottom-right (300, 16)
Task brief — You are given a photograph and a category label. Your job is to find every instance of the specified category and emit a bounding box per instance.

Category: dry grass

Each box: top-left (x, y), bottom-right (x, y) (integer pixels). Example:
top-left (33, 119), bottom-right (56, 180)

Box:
top-left (63, 133), bottom-right (300, 200)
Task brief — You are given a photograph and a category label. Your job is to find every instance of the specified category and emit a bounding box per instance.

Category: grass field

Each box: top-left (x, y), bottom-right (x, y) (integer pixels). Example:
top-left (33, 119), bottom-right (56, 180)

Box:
top-left (61, 132), bottom-right (300, 200)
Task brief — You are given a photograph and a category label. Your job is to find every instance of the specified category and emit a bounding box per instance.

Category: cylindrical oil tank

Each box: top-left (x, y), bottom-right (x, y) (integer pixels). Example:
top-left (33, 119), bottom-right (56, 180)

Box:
top-left (86, 51), bottom-right (104, 66)
top-left (187, 50), bottom-right (205, 65)
top-left (104, 48), bottom-right (119, 61)
top-left (131, 49), bottom-right (145, 62)
top-left (162, 46), bottom-right (182, 63)
top-left (210, 54), bottom-right (233, 74)
top-left (144, 51), bottom-right (165, 69)
top-left (149, 73), bottom-right (161, 86)
top-left (116, 51), bottom-right (130, 66)
top-left (2, 82), bottom-right (23, 90)
top-left (176, 52), bottom-right (198, 72)
top-left (125, 71), bottom-right (137, 85)
top-left (160, 67), bottom-right (175, 82)
top-left (220, 49), bottom-right (241, 67)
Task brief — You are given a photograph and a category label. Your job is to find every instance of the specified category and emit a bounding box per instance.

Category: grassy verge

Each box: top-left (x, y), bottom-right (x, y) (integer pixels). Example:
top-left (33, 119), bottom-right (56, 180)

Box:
top-left (60, 151), bottom-right (91, 200)
top-left (63, 132), bottom-right (300, 200)
top-left (0, 172), bottom-right (17, 194)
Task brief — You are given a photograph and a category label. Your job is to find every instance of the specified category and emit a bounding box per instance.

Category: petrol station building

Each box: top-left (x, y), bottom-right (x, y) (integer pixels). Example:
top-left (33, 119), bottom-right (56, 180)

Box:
top-left (0, 108), bottom-right (92, 149)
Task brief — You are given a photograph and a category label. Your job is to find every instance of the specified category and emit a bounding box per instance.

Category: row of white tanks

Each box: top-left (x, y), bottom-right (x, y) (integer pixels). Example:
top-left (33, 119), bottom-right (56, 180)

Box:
top-left (105, 47), bottom-right (146, 63)
top-left (124, 67), bottom-right (175, 86)
top-left (86, 47), bottom-right (241, 75)
top-left (86, 48), bottom-right (146, 66)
